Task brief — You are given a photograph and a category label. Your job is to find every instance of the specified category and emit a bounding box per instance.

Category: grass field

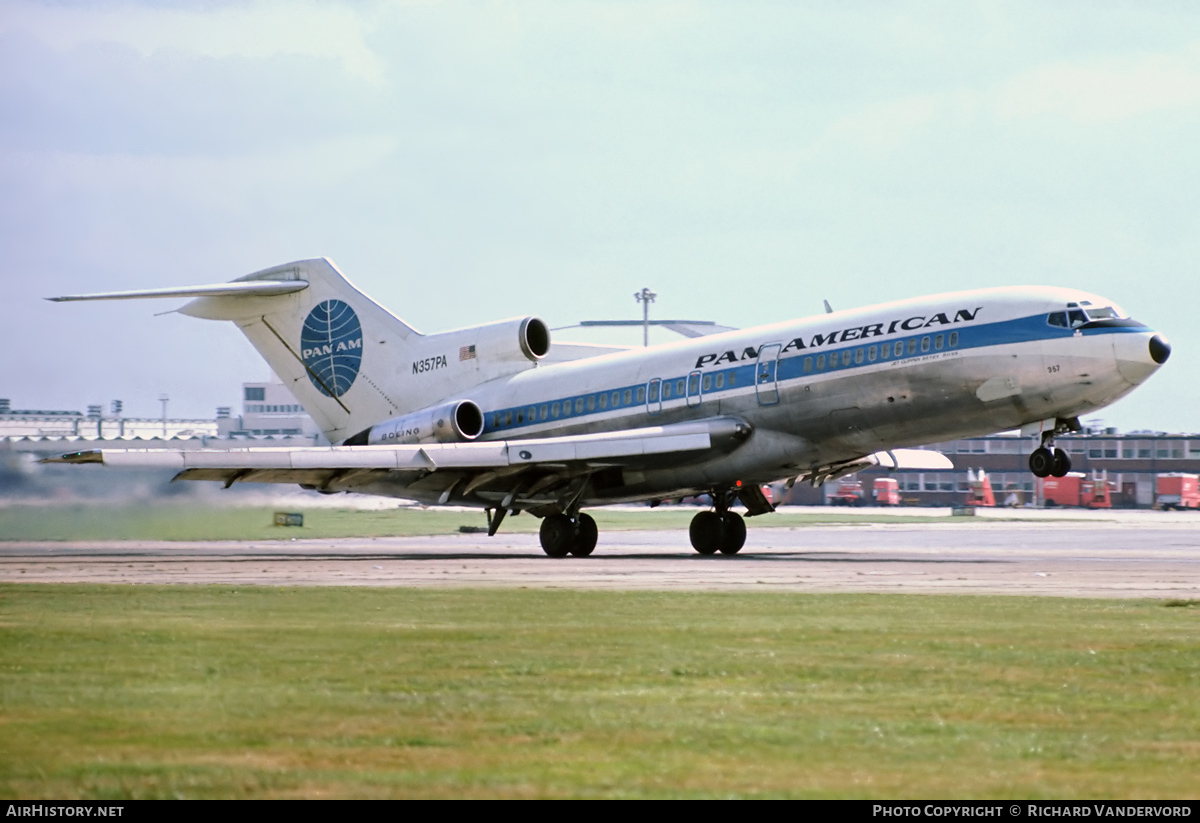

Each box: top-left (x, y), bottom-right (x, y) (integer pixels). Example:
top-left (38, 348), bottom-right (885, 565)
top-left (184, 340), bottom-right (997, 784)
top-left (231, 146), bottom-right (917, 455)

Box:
top-left (0, 504), bottom-right (968, 542)
top-left (1, 585), bottom-right (1196, 798)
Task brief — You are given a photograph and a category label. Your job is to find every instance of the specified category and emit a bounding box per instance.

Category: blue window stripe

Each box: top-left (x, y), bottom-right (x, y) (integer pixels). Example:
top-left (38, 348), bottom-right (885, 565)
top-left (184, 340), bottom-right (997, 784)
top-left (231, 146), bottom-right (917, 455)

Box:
top-left (481, 314), bottom-right (1146, 434)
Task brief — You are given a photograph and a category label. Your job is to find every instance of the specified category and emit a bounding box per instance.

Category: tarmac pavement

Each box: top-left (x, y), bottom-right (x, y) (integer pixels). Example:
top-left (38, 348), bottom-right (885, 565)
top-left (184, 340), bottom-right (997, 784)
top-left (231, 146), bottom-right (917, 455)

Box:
top-left (2, 514), bottom-right (1198, 598)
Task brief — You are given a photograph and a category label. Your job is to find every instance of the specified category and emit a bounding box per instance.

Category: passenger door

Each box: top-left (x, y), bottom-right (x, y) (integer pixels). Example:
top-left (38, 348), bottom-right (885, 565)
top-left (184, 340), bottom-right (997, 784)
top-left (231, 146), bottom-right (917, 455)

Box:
top-left (686, 370), bottom-right (702, 408)
top-left (755, 343), bottom-right (782, 406)
top-left (646, 378), bottom-right (662, 416)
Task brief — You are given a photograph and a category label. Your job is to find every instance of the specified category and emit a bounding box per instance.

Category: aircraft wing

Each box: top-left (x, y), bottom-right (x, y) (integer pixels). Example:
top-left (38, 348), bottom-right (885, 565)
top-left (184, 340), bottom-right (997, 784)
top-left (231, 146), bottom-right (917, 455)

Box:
top-left (43, 418), bottom-right (751, 504)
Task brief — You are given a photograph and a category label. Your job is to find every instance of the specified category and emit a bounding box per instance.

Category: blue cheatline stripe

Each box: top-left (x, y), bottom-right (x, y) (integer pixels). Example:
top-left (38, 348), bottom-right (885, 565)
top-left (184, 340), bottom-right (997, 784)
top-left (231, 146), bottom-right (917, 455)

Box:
top-left (481, 314), bottom-right (1149, 435)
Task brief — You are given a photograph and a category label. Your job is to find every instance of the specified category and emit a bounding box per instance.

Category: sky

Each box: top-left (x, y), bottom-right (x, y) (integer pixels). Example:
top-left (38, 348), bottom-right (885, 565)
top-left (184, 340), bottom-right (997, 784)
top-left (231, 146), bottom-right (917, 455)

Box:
top-left (2, 0), bottom-right (1198, 431)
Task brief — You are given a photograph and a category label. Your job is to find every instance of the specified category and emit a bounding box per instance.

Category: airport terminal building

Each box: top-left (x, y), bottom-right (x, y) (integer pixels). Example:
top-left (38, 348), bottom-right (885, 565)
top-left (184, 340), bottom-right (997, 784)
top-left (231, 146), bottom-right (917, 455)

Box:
top-left (0, 380), bottom-right (325, 447)
top-left (782, 430), bottom-right (1200, 508)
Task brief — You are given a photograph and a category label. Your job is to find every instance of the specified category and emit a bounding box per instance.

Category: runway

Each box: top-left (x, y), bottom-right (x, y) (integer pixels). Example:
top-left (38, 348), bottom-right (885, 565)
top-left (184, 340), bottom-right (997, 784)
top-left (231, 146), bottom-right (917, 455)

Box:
top-left (3, 516), bottom-right (1198, 598)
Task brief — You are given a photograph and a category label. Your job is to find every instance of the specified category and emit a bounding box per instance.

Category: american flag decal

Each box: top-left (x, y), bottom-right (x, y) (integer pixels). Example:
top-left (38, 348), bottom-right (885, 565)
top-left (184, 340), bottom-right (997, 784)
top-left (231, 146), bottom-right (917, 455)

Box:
top-left (459, 344), bottom-right (476, 361)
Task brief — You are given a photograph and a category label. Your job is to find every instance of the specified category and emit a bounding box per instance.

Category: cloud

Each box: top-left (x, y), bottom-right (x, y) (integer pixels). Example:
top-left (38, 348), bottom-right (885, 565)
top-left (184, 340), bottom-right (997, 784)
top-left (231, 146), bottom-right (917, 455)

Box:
top-left (0, 31), bottom-right (390, 156)
top-left (820, 42), bottom-right (1200, 157)
top-left (995, 50), bottom-right (1200, 124)
top-left (0, 0), bottom-right (387, 83)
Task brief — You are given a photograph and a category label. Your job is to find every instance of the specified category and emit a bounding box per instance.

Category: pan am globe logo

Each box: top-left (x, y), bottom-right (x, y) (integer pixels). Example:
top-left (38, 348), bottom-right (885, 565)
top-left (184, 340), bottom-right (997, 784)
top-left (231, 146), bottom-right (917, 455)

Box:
top-left (300, 299), bottom-right (363, 397)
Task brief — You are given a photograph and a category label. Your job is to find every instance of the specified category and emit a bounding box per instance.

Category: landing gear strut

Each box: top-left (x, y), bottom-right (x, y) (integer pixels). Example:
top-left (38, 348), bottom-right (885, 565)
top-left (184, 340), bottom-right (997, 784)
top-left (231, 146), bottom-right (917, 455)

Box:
top-left (539, 512), bottom-right (598, 558)
top-left (689, 492), bottom-right (747, 555)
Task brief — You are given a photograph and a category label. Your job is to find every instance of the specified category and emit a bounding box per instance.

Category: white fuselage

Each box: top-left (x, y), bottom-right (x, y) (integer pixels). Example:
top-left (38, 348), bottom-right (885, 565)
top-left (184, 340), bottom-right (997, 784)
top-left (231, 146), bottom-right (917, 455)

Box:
top-left (351, 285), bottom-right (1166, 506)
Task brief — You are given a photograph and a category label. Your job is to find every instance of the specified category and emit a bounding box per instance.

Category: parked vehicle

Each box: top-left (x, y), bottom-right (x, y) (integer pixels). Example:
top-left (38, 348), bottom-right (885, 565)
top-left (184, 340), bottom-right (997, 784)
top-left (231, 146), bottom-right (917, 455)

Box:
top-left (829, 479), bottom-right (865, 506)
top-left (1042, 471), bottom-right (1114, 508)
top-left (1156, 474), bottom-right (1200, 510)
top-left (965, 468), bottom-right (995, 507)
top-left (872, 477), bottom-right (901, 506)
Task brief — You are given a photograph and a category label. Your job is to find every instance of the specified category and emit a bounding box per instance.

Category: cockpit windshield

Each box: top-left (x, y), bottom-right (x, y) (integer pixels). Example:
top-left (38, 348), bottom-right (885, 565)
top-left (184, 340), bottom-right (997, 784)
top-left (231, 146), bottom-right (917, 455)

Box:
top-left (1046, 301), bottom-right (1128, 329)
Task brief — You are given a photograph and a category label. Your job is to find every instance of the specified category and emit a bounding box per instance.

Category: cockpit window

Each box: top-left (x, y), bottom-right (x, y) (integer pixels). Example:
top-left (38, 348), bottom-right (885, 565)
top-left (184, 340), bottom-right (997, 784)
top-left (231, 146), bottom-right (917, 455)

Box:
top-left (1047, 303), bottom-right (1127, 328)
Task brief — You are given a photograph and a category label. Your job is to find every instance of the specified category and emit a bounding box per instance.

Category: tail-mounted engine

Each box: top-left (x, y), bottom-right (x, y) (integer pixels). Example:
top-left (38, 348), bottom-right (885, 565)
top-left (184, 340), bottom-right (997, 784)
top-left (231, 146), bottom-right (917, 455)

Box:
top-left (342, 316), bottom-right (549, 446)
top-left (343, 399), bottom-right (484, 446)
top-left (458, 316), bottom-right (551, 364)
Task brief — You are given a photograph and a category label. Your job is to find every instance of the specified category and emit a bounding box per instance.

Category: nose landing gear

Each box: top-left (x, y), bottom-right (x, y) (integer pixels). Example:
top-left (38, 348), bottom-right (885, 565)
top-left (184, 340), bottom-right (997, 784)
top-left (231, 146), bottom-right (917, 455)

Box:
top-left (1029, 441), bottom-right (1071, 478)
top-left (1027, 417), bottom-right (1081, 478)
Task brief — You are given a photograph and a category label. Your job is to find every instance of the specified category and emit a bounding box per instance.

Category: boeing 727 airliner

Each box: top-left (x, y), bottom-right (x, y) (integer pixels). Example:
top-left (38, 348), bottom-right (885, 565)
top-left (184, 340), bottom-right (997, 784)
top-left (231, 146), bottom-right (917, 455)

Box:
top-left (47, 258), bottom-right (1170, 556)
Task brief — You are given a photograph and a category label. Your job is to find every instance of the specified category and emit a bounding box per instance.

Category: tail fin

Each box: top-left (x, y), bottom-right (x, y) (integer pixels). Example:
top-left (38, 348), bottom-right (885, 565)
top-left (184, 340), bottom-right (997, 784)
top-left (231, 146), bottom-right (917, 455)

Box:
top-left (177, 258), bottom-right (420, 444)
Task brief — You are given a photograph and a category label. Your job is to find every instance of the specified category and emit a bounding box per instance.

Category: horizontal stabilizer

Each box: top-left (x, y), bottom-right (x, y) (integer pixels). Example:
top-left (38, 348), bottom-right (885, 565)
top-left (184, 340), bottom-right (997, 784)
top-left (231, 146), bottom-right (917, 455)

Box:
top-left (46, 280), bottom-right (308, 302)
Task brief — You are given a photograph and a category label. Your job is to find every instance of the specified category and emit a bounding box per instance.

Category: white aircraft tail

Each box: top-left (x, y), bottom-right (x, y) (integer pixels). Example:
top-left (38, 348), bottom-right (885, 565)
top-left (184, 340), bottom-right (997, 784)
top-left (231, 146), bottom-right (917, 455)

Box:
top-left (51, 257), bottom-right (555, 444)
top-left (175, 258), bottom-right (421, 444)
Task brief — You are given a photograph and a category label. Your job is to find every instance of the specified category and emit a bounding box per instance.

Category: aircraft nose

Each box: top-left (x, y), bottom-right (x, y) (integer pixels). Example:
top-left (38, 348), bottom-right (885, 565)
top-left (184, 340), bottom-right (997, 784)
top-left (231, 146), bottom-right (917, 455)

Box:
top-left (1113, 329), bottom-right (1169, 385)
top-left (1150, 334), bottom-right (1171, 365)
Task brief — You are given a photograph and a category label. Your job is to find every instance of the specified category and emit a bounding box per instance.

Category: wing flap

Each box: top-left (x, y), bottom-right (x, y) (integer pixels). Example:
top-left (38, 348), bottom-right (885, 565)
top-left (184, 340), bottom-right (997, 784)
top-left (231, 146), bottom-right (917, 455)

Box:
top-left (172, 468), bottom-right (390, 485)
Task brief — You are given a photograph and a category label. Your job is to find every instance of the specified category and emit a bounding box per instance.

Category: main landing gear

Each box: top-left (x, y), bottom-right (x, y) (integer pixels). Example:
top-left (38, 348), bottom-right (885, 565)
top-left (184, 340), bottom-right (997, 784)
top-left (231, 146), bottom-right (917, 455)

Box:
top-left (534, 485), bottom-right (760, 557)
top-left (688, 492), bottom-right (747, 555)
top-left (1029, 438), bottom-right (1071, 478)
top-left (539, 512), bottom-right (598, 557)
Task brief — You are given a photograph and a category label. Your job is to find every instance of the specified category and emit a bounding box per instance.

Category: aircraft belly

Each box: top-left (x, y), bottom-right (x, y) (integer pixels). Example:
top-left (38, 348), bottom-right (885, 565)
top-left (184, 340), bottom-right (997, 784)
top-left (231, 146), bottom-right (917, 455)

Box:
top-left (633, 428), bottom-right (816, 490)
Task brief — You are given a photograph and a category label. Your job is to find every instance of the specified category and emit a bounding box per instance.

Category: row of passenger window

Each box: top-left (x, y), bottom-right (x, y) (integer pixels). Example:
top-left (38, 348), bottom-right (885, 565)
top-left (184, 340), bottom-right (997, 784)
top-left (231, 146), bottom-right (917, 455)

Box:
top-left (488, 368), bottom-right (744, 430)
top-left (802, 332), bottom-right (959, 373)
top-left (490, 385), bottom-right (648, 429)
top-left (648, 369), bottom-right (739, 403)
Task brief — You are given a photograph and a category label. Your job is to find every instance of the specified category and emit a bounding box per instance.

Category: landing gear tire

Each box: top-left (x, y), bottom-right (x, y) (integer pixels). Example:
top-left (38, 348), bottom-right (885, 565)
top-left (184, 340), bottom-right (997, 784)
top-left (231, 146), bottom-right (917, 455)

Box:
top-left (1029, 447), bottom-right (1054, 478)
top-left (539, 514), bottom-right (575, 558)
top-left (689, 511), bottom-right (723, 555)
top-left (718, 512), bottom-right (746, 555)
top-left (540, 512), bottom-right (598, 557)
top-left (690, 510), bottom-right (746, 555)
top-left (1050, 448), bottom-right (1072, 478)
top-left (569, 513), bottom-right (598, 557)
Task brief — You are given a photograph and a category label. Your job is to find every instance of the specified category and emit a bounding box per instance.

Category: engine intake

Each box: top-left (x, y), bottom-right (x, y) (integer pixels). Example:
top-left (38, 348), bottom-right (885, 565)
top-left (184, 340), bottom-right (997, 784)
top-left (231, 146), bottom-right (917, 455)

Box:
top-left (519, 317), bottom-right (551, 360)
